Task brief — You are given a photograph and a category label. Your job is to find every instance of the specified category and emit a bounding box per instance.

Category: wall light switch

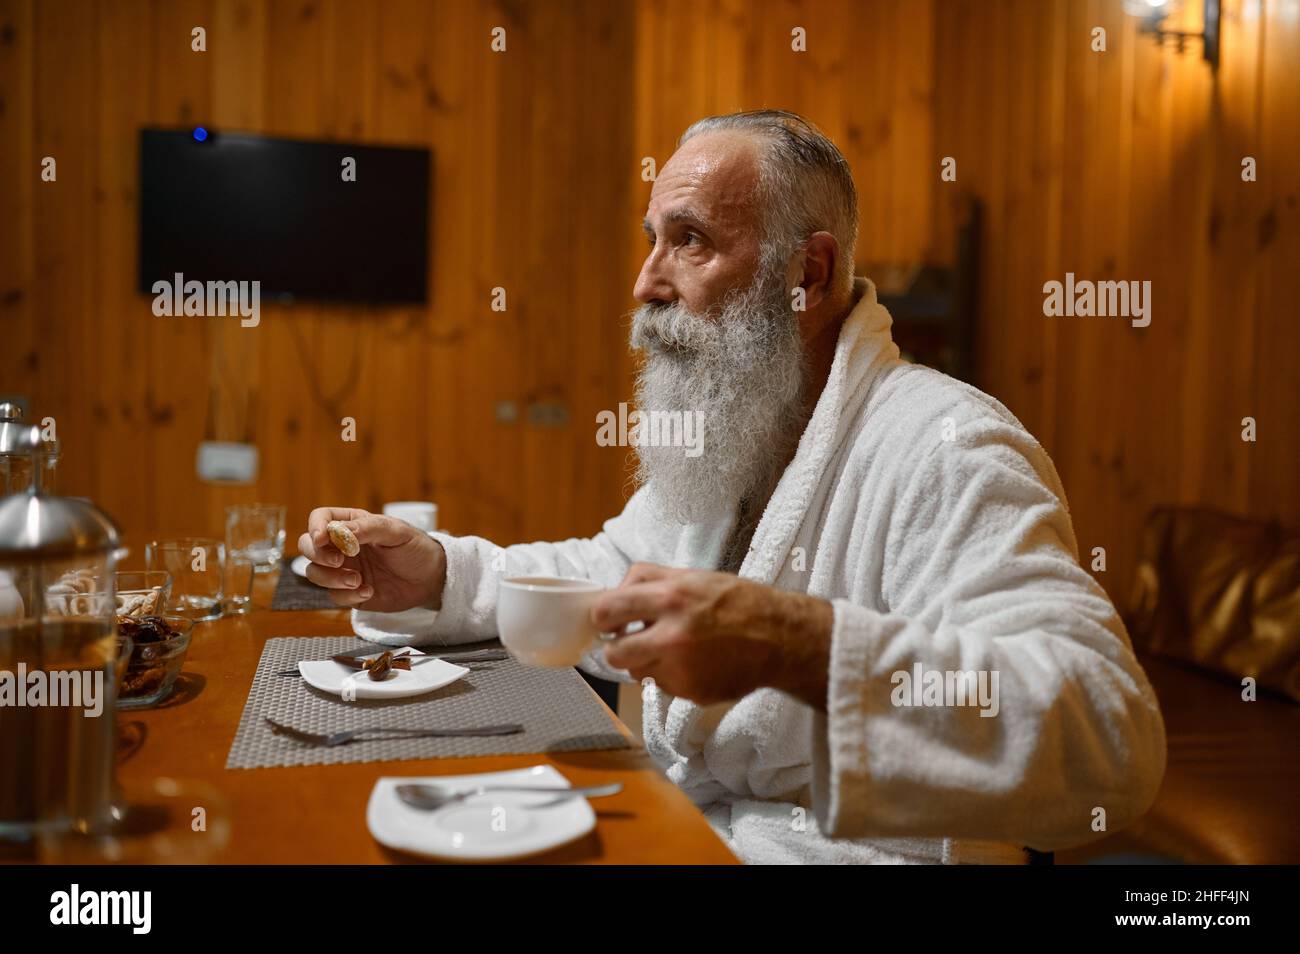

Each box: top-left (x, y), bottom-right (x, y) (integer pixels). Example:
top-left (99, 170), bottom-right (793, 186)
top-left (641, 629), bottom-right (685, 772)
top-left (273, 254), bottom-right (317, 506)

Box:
top-left (527, 401), bottom-right (570, 428)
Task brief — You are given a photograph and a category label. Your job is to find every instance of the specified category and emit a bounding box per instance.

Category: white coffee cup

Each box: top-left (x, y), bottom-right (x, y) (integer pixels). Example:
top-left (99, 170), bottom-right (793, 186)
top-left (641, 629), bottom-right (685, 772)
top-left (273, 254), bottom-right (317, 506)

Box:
top-left (383, 501), bottom-right (438, 533)
top-left (497, 576), bottom-right (604, 668)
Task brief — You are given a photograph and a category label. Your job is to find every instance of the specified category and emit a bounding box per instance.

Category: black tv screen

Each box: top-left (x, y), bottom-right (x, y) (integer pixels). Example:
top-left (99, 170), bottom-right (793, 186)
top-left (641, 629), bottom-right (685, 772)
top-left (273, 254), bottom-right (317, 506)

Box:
top-left (139, 129), bottom-right (430, 304)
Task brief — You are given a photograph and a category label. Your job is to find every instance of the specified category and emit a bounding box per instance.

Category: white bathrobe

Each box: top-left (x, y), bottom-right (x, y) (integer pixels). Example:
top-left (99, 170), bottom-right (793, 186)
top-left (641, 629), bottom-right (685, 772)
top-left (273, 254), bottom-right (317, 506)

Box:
top-left (354, 277), bottom-right (1167, 864)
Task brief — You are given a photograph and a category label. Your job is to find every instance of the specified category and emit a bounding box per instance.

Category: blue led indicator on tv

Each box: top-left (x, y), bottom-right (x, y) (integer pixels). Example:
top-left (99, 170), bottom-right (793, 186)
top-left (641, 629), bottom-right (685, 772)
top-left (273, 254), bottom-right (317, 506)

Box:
top-left (192, 126), bottom-right (208, 143)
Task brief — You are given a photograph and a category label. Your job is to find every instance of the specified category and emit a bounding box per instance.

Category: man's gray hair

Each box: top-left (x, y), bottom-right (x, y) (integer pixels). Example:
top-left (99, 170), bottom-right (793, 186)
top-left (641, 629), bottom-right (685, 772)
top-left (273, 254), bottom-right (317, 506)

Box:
top-left (679, 109), bottom-right (859, 289)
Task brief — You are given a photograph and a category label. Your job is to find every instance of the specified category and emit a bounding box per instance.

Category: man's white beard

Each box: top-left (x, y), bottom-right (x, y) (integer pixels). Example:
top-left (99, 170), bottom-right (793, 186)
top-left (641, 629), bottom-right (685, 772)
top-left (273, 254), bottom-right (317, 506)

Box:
top-left (629, 266), bottom-right (806, 524)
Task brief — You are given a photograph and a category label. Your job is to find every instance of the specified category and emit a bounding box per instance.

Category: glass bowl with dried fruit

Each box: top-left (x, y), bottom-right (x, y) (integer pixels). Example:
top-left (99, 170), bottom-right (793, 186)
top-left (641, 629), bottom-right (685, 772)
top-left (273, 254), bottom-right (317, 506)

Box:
top-left (114, 614), bottom-right (193, 709)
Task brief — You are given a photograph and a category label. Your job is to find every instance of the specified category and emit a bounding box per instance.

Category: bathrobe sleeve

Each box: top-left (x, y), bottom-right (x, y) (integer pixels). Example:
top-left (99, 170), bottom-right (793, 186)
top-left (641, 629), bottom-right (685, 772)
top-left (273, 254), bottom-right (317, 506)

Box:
top-left (809, 414), bottom-right (1167, 852)
top-left (354, 489), bottom-right (663, 682)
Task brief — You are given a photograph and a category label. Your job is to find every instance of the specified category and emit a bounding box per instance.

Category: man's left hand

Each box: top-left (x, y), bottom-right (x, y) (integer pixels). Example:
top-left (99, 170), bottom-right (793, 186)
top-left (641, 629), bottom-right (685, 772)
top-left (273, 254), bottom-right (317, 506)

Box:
top-left (590, 563), bottom-right (834, 709)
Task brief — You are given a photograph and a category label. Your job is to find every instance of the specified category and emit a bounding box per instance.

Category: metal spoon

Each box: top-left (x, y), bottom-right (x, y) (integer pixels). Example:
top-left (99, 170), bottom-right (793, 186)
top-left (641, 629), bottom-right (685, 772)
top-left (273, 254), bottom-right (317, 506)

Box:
top-left (395, 781), bottom-right (622, 811)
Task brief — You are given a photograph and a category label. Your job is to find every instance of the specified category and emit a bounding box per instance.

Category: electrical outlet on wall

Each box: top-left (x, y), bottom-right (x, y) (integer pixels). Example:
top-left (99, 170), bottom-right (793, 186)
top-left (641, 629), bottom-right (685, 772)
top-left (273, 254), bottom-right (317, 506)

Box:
top-left (196, 441), bottom-right (259, 484)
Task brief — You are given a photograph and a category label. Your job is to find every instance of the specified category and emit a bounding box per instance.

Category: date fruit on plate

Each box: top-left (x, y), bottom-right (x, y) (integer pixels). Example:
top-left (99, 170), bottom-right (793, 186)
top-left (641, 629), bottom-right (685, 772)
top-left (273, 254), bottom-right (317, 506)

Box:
top-left (361, 650), bottom-right (412, 681)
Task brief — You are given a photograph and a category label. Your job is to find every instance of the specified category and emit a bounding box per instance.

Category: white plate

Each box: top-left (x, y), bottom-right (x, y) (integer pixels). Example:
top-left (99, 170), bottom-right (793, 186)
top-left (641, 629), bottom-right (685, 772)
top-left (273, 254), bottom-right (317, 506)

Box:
top-left (298, 646), bottom-right (469, 700)
top-left (367, 765), bottom-right (596, 862)
top-left (290, 555), bottom-right (311, 578)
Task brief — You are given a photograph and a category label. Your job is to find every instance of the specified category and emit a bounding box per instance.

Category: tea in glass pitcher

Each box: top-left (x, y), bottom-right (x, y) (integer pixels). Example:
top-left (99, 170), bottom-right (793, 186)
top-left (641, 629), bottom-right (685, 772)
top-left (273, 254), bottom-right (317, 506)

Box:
top-left (0, 425), bottom-right (122, 843)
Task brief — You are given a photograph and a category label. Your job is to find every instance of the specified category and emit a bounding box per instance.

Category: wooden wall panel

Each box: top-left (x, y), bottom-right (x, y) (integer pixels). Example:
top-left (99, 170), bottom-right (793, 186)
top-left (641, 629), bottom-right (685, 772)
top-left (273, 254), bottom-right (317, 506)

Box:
top-left (1193, 0), bottom-right (1264, 513)
top-left (1, 0), bottom-right (1295, 610)
top-left (931, 0), bottom-right (1298, 603)
top-left (31, 0), bottom-right (100, 515)
top-left (1, 0), bottom-right (637, 555)
top-left (1252, 0), bottom-right (1300, 522)
top-left (0, 0), bottom-right (38, 458)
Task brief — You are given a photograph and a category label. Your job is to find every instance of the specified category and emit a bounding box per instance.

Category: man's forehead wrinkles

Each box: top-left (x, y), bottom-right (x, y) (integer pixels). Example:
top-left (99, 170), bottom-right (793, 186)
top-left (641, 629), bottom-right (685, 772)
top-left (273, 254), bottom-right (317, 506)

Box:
top-left (645, 179), bottom-right (717, 229)
top-left (646, 179), bottom-right (749, 233)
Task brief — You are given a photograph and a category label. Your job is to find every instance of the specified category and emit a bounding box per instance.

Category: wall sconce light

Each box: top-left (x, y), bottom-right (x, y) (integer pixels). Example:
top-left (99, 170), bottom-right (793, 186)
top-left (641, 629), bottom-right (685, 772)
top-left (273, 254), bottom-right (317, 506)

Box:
top-left (1123, 0), bottom-right (1221, 69)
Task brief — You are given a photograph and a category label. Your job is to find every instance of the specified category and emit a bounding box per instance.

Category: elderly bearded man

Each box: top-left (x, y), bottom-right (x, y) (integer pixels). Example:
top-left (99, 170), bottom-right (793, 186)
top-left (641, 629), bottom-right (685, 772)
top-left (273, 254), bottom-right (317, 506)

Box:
top-left (300, 110), bottom-right (1166, 865)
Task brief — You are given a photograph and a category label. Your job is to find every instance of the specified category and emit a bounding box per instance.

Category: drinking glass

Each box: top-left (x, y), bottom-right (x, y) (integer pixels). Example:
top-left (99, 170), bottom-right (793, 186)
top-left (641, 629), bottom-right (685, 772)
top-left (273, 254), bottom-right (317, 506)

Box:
top-left (145, 538), bottom-right (224, 621)
top-left (222, 553), bottom-right (256, 615)
top-left (225, 503), bottom-right (286, 574)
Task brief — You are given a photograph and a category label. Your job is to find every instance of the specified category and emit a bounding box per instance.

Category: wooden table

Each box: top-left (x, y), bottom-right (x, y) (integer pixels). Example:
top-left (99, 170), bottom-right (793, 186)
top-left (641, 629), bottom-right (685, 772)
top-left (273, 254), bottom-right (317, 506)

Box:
top-left (109, 572), bottom-right (738, 864)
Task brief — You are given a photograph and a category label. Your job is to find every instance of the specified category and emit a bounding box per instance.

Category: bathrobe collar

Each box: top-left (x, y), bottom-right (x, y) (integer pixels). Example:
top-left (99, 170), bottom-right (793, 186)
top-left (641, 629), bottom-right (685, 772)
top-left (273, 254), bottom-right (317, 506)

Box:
top-left (739, 277), bottom-right (899, 585)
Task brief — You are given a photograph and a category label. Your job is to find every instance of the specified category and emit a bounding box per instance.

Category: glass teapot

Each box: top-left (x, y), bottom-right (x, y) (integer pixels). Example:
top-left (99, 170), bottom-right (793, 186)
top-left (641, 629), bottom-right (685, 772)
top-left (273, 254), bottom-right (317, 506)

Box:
top-left (0, 424), bottom-right (122, 843)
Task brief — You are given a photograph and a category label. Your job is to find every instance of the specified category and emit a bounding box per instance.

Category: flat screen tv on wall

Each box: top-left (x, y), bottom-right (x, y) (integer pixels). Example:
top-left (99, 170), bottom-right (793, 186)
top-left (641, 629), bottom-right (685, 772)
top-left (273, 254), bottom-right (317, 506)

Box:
top-left (138, 128), bottom-right (430, 304)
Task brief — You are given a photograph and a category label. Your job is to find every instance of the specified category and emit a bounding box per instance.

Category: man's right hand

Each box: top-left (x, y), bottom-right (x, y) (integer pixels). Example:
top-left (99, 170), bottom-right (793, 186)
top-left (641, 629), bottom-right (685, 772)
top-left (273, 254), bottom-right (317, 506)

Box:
top-left (298, 507), bottom-right (447, 612)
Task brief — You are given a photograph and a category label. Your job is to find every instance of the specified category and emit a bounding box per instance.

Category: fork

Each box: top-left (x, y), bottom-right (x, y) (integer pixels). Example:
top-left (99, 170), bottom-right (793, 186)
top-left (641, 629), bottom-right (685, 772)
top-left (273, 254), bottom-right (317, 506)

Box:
top-left (264, 716), bottom-right (523, 746)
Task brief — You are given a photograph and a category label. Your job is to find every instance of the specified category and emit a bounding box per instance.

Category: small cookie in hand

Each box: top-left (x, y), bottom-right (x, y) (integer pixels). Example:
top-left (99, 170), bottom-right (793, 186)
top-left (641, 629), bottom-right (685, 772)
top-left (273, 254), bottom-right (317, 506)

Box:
top-left (326, 520), bottom-right (361, 557)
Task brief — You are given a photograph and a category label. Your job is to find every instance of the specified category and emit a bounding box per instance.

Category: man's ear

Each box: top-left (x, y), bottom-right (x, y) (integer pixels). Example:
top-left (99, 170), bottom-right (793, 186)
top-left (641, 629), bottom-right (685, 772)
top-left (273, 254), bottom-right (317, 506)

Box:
top-left (795, 231), bottom-right (840, 311)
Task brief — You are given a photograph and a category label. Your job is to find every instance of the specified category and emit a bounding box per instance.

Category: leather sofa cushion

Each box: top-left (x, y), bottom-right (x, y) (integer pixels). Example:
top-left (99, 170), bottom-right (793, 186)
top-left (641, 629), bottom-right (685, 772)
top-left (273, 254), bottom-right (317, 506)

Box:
top-left (1127, 506), bottom-right (1300, 703)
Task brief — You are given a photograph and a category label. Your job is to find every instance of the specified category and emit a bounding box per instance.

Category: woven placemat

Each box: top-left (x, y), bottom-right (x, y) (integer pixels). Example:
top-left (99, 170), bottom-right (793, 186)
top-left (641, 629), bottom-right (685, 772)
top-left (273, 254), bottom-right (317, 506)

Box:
top-left (226, 636), bottom-right (629, 769)
top-left (269, 559), bottom-right (336, 611)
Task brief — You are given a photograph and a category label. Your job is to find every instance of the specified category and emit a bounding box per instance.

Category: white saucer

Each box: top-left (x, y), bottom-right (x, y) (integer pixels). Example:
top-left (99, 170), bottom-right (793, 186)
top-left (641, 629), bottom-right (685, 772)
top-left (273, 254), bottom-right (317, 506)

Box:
top-left (298, 646), bottom-right (469, 700)
top-left (290, 555), bottom-right (311, 578)
top-left (367, 765), bottom-right (597, 862)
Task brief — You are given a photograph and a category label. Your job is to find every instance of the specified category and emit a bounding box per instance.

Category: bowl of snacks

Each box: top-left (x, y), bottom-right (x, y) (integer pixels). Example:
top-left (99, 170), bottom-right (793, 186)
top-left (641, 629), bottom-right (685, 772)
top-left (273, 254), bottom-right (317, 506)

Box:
top-left (42, 568), bottom-right (172, 618)
top-left (114, 614), bottom-right (193, 709)
top-left (44, 567), bottom-right (112, 616)
top-left (113, 570), bottom-right (172, 618)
